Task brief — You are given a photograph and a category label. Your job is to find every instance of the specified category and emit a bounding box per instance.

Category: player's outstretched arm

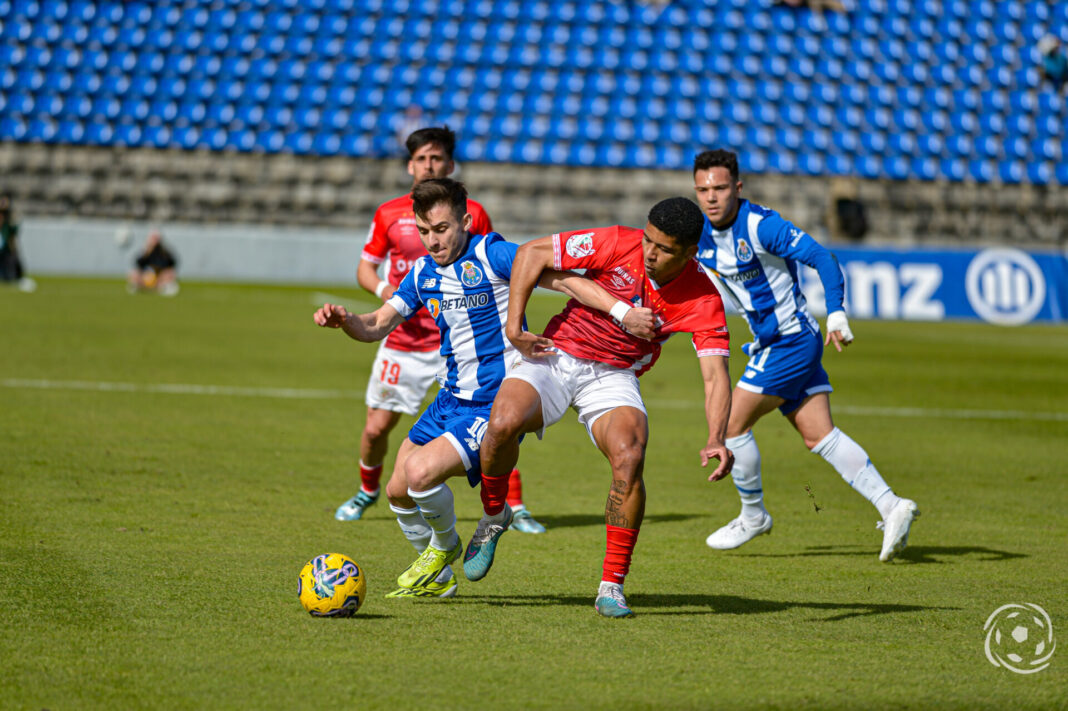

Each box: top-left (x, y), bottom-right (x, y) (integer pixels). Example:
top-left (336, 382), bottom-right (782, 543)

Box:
top-left (698, 355), bottom-right (734, 482)
top-left (540, 269), bottom-right (657, 340)
top-left (313, 302), bottom-right (404, 343)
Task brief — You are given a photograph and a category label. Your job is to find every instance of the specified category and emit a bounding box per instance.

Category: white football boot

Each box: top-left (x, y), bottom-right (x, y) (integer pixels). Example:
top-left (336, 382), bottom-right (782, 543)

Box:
top-left (877, 498), bottom-right (920, 562)
top-left (705, 511), bottom-right (773, 549)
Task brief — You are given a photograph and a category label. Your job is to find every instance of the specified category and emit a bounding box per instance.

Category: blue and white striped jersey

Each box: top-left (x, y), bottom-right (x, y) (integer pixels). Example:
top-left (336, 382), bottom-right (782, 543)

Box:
top-left (696, 199), bottom-right (846, 351)
top-left (387, 232), bottom-right (517, 403)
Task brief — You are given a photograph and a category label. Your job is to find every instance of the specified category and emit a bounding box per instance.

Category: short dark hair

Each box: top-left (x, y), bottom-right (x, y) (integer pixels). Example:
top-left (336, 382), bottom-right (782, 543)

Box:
top-left (693, 149), bottom-right (740, 181)
top-left (411, 177), bottom-right (467, 222)
top-left (648, 198), bottom-right (705, 248)
top-left (406, 126), bottom-right (456, 159)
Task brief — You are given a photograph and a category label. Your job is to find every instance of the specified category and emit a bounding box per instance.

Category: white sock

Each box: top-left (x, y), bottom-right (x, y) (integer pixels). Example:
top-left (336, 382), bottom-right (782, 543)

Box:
top-left (598, 580), bottom-right (623, 596)
top-left (725, 431), bottom-right (768, 522)
top-left (812, 427), bottom-right (900, 519)
top-left (408, 484), bottom-right (460, 551)
top-left (389, 503), bottom-right (431, 553)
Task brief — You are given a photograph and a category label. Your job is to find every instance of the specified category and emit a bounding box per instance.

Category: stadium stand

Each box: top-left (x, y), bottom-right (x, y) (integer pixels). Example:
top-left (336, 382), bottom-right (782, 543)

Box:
top-left (0, 0), bottom-right (1065, 244)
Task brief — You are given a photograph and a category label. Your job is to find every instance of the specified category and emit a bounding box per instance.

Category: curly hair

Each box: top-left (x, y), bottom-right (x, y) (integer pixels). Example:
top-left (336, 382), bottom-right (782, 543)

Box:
top-left (648, 197), bottom-right (705, 248)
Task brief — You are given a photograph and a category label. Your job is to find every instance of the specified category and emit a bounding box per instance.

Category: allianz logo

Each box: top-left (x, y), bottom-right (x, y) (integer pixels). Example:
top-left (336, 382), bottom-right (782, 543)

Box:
top-left (965, 248), bottom-right (1046, 326)
top-left (800, 248), bottom-right (1046, 325)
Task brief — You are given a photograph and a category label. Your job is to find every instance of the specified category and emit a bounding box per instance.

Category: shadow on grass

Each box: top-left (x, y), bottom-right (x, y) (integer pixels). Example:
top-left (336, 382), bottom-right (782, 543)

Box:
top-left (452, 593), bottom-right (956, 621)
top-left (466, 512), bottom-right (702, 529)
top-left (734, 544), bottom-right (1026, 564)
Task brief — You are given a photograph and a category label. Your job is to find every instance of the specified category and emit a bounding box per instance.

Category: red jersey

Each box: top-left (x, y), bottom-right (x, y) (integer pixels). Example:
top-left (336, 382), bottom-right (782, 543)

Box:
top-left (361, 194), bottom-right (492, 352)
top-left (544, 226), bottom-right (730, 376)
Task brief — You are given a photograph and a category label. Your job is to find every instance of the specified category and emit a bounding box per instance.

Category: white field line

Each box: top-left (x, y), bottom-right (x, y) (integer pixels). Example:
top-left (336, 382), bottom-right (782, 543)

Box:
top-left (4, 378), bottom-right (1067, 423)
top-left (1, 378), bottom-right (364, 401)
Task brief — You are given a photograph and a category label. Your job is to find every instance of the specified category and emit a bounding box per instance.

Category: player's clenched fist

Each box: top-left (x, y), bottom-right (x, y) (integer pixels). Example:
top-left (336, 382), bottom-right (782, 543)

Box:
top-left (314, 303), bottom-right (349, 328)
top-left (621, 306), bottom-right (657, 340)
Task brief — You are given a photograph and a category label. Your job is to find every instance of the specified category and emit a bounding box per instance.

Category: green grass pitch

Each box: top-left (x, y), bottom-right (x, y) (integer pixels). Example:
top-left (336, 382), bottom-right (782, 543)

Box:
top-left (1, 277), bottom-right (1066, 710)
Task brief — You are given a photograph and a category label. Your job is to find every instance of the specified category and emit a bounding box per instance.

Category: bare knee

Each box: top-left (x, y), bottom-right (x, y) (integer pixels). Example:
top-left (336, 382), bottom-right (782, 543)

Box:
top-left (606, 439), bottom-right (646, 483)
top-left (403, 455), bottom-right (435, 493)
top-left (362, 416), bottom-right (396, 445)
top-left (384, 466), bottom-right (411, 506)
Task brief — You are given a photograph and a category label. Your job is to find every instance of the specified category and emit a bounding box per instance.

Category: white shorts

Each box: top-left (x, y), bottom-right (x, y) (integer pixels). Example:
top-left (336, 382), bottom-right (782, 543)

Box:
top-left (364, 343), bottom-right (442, 416)
top-left (503, 350), bottom-right (646, 442)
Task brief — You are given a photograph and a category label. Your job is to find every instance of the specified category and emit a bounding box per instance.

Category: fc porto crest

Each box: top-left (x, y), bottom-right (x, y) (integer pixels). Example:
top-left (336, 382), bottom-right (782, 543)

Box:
top-left (460, 260), bottom-right (484, 287)
top-left (736, 238), bottom-right (753, 262)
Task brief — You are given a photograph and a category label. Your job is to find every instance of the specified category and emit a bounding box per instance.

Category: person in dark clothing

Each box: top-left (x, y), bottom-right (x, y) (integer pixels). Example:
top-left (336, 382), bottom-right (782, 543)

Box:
top-left (0, 195), bottom-right (36, 292)
top-left (127, 230), bottom-right (179, 295)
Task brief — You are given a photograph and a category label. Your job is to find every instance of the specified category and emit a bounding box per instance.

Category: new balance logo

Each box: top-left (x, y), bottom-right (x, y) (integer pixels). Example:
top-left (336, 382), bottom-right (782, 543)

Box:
top-left (421, 277), bottom-right (437, 289)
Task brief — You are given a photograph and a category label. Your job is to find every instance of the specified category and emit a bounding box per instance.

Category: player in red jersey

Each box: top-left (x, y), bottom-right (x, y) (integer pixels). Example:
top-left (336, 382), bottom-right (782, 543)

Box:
top-left (335, 127), bottom-right (546, 538)
top-left (463, 197), bottom-right (735, 617)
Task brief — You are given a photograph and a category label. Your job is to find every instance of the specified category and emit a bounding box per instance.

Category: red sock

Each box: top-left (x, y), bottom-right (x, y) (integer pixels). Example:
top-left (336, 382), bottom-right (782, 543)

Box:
top-left (480, 471), bottom-right (510, 516)
top-left (359, 461), bottom-right (383, 494)
top-left (505, 468), bottom-right (524, 509)
top-left (603, 525), bottom-right (640, 584)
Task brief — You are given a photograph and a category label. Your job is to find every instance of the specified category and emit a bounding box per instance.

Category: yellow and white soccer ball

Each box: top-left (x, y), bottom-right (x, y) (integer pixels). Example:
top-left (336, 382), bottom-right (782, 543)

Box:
top-left (297, 553), bottom-right (366, 617)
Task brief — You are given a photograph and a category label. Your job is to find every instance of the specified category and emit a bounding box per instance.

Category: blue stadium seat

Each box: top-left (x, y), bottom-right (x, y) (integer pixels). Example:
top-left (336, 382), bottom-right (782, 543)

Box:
top-left (1057, 162), bottom-right (1068, 185)
top-left (833, 130), bottom-right (858, 153)
top-left (168, 102), bottom-right (200, 126)
top-left (939, 158), bottom-right (965, 181)
top-left (968, 159), bottom-right (994, 181)
top-left (0, 102), bottom-right (30, 134)
top-left (254, 128), bottom-right (285, 153)
top-left (1027, 162), bottom-right (1052, 184)
top-left (882, 156), bottom-right (909, 180)
top-left (112, 121), bottom-right (141, 146)
top-left (745, 150), bottom-right (768, 174)
top-left (802, 128), bottom-right (830, 153)
top-left (947, 135), bottom-right (973, 158)
top-left (1034, 114), bottom-right (1063, 138)
top-left (766, 151), bottom-right (796, 175)
top-left (979, 112), bottom-right (1005, 136)
top-left (949, 111), bottom-right (977, 134)
top-left (142, 124), bottom-right (171, 149)
top-left (911, 157), bottom-right (937, 181)
top-left (747, 125), bottom-right (773, 150)
top-left (1009, 90), bottom-right (1035, 114)
top-left (826, 153), bottom-right (852, 176)
top-left (855, 155), bottom-right (882, 179)
top-left (1031, 137), bottom-right (1059, 162)
top-left (997, 161), bottom-right (1024, 183)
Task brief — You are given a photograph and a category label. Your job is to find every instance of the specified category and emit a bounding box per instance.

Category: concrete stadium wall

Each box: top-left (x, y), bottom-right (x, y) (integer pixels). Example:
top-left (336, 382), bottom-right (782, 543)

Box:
top-left (19, 217), bottom-right (369, 285)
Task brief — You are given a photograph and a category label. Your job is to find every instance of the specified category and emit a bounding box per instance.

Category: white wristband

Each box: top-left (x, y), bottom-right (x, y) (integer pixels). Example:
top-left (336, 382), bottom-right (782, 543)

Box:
top-left (826, 310), bottom-right (854, 343)
top-left (374, 281), bottom-right (389, 299)
top-left (609, 300), bottom-right (632, 323)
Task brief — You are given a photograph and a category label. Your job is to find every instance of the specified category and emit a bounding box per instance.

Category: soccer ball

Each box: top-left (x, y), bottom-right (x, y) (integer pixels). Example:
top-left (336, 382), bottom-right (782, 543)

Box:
top-left (297, 553), bottom-right (367, 617)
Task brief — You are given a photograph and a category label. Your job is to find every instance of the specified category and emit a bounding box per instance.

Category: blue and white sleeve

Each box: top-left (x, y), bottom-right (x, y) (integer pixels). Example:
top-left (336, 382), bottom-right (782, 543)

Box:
top-left (483, 232), bottom-right (519, 280)
top-left (757, 214), bottom-right (846, 315)
top-left (386, 262), bottom-right (423, 320)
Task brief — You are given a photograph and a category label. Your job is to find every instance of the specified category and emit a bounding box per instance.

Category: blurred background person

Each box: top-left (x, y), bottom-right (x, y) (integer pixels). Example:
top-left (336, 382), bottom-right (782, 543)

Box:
top-left (0, 194), bottom-right (36, 293)
top-left (127, 229), bottom-right (179, 296)
top-left (1038, 34), bottom-right (1068, 91)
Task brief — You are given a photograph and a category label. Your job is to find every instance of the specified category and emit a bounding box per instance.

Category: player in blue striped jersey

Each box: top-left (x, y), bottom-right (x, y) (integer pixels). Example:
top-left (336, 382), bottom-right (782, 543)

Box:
top-left (314, 178), bottom-right (653, 596)
top-left (692, 149), bottom-right (919, 562)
